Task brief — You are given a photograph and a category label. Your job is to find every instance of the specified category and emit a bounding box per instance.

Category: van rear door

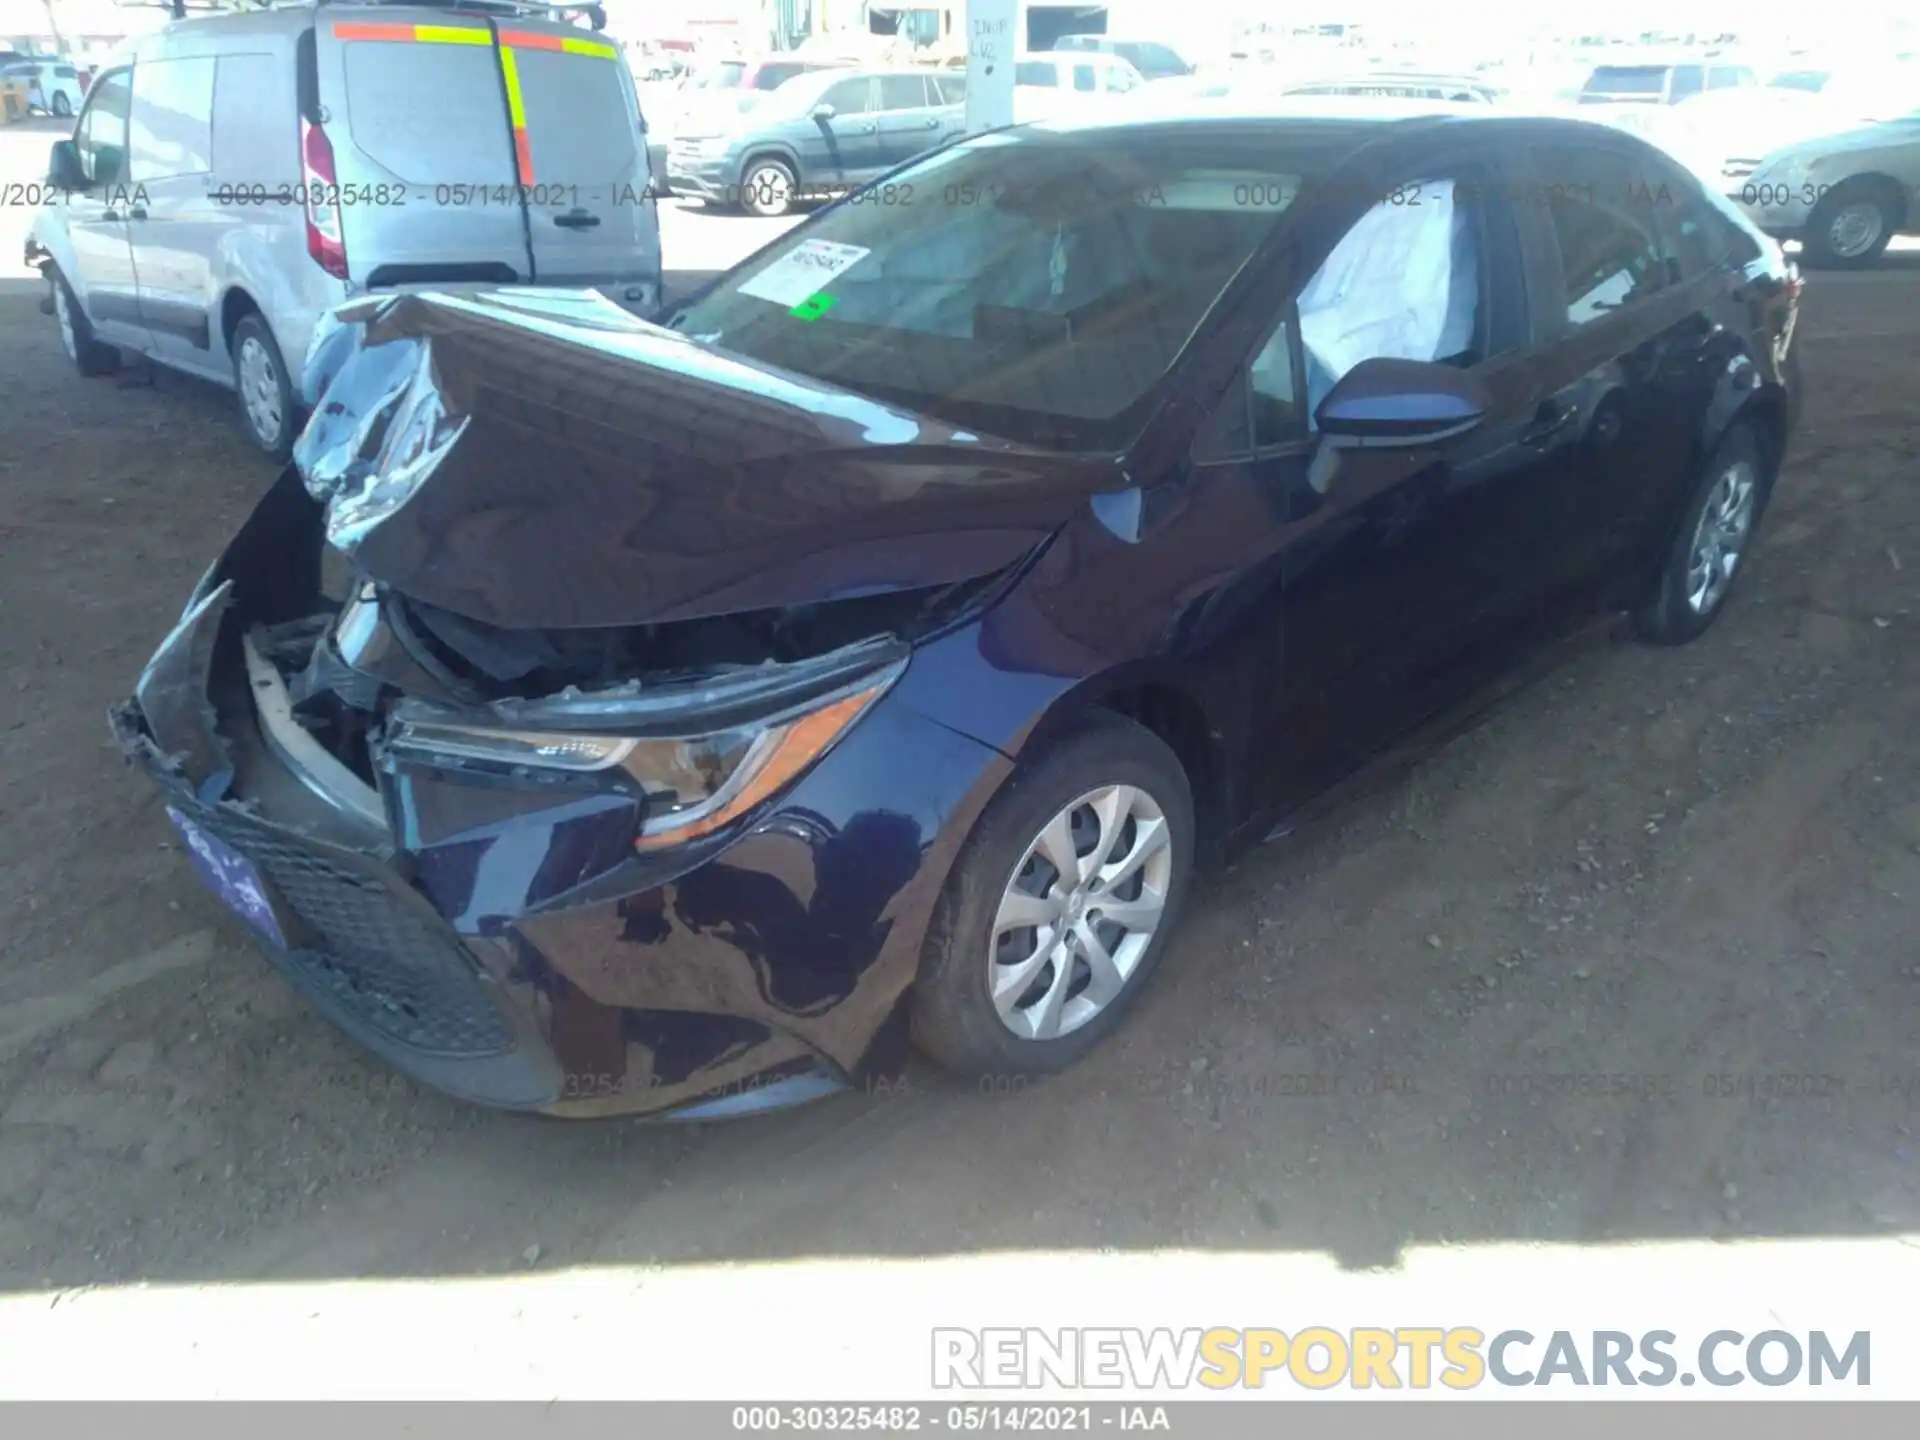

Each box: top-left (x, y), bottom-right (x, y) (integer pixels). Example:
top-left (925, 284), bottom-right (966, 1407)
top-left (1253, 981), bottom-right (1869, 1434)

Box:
top-left (312, 9), bottom-right (531, 288)
top-left (494, 23), bottom-right (660, 307)
top-left (309, 10), bottom-right (657, 308)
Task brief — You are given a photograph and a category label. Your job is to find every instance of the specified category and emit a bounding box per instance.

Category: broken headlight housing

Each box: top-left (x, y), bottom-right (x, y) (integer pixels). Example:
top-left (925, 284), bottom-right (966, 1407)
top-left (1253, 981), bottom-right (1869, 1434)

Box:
top-left (383, 661), bottom-right (903, 850)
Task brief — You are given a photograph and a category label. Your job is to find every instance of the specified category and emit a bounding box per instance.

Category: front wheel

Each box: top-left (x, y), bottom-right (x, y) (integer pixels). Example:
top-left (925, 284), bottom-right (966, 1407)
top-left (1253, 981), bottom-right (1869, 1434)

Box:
top-left (738, 158), bottom-right (796, 218)
top-left (911, 713), bottom-right (1195, 1077)
top-left (52, 92), bottom-right (73, 117)
top-left (50, 268), bottom-right (119, 377)
top-left (1634, 424), bottom-right (1769, 645)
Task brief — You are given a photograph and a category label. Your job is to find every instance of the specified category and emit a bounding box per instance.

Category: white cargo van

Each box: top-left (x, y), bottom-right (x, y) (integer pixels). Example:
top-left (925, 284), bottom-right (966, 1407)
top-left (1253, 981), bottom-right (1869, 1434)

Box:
top-left (27, 0), bottom-right (662, 456)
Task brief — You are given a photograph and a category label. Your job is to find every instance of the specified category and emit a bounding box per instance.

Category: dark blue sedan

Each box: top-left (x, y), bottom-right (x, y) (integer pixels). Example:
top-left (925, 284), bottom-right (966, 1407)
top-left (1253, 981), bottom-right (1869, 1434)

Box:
top-left (115, 109), bottom-right (1801, 1118)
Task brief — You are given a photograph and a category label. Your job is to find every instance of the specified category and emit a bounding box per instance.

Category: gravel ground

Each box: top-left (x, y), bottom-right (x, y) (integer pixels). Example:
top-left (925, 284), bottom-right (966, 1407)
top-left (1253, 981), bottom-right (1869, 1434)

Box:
top-left (1, 120), bottom-right (1918, 1288)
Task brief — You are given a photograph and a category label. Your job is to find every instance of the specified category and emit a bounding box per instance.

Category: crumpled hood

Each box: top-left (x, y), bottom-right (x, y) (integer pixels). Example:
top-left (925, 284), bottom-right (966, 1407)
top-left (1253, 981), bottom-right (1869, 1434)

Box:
top-left (294, 289), bottom-right (1120, 631)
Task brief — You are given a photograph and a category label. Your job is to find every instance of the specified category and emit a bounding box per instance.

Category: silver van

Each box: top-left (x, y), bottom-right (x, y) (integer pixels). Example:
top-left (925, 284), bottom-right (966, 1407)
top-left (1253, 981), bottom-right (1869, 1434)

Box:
top-left (27, 0), bottom-right (662, 456)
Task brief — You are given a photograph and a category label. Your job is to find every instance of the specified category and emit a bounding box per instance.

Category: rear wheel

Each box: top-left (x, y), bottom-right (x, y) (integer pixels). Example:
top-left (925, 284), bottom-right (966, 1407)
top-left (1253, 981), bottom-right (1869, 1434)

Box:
top-left (1634, 424), bottom-right (1769, 645)
top-left (50, 268), bottom-right (119, 377)
top-left (1800, 178), bottom-right (1900, 269)
top-left (739, 157), bottom-right (796, 218)
top-left (230, 312), bottom-right (295, 459)
top-left (911, 713), bottom-right (1195, 1077)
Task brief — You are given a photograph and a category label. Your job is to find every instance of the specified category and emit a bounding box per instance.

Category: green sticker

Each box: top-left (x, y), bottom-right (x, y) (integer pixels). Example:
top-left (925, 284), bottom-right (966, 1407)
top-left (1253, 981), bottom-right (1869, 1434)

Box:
top-left (789, 292), bottom-right (837, 322)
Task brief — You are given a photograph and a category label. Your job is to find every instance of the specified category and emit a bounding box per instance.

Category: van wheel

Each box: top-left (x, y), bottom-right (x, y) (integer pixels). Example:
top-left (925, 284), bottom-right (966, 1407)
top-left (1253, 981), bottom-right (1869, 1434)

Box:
top-left (51, 269), bottom-right (119, 377)
top-left (739, 158), bottom-right (796, 218)
top-left (52, 92), bottom-right (73, 118)
top-left (911, 713), bottom-right (1195, 1078)
top-left (231, 312), bottom-right (295, 459)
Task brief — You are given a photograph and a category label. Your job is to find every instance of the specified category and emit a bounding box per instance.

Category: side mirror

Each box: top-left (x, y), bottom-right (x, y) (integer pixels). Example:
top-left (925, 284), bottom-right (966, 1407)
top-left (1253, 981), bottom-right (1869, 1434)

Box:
top-left (48, 138), bottom-right (87, 192)
top-left (810, 102), bottom-right (836, 121)
top-left (1313, 356), bottom-right (1491, 446)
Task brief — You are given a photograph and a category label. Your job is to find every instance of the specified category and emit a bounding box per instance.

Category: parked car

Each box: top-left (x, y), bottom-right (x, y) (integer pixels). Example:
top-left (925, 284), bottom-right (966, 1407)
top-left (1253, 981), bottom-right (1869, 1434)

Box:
top-left (646, 54), bottom-right (853, 194)
top-left (1579, 58), bottom-right (1758, 106)
top-left (668, 67), bottom-right (964, 217)
top-left (1621, 61), bottom-right (1915, 189)
top-left (116, 110), bottom-right (1801, 1119)
top-left (1050, 34), bottom-right (1192, 81)
top-left (1276, 72), bottom-right (1508, 104)
top-left (28, 1), bottom-right (662, 458)
top-left (1729, 104), bottom-right (1920, 267)
top-left (1013, 51), bottom-right (1145, 116)
top-left (0, 57), bottom-right (85, 116)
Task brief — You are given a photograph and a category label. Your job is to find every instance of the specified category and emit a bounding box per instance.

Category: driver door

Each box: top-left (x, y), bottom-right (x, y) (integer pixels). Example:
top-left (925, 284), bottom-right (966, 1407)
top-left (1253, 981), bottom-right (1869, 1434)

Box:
top-left (61, 66), bottom-right (151, 350)
top-left (1205, 158), bottom-right (1568, 810)
top-left (803, 75), bottom-right (880, 189)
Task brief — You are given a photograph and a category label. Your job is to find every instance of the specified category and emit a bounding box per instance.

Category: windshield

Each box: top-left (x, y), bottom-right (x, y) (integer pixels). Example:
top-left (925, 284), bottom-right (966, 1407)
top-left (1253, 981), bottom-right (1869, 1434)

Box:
top-left (672, 131), bottom-right (1333, 449)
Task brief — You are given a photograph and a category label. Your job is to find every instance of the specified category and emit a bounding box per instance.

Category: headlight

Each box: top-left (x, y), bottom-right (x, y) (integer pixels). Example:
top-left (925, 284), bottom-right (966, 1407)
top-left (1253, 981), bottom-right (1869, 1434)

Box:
top-left (384, 667), bottom-right (899, 849)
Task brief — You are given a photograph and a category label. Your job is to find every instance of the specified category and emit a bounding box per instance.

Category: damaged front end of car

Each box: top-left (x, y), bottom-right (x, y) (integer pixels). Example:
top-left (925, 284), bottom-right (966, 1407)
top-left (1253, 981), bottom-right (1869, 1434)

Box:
top-left (111, 290), bottom-right (1059, 1118)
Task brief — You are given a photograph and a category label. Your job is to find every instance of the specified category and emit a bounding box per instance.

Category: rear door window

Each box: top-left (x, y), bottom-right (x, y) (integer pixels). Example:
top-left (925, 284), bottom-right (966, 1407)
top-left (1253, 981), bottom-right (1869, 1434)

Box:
top-left (879, 74), bottom-right (931, 111)
top-left (1072, 64), bottom-right (1097, 93)
top-left (1530, 145), bottom-right (1674, 325)
top-left (510, 40), bottom-right (637, 187)
top-left (1669, 66), bottom-right (1703, 100)
top-left (339, 34), bottom-right (515, 184)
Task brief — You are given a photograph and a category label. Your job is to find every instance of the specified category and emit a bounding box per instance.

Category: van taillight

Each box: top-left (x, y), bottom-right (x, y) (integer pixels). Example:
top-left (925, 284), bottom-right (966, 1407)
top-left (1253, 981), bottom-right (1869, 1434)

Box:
top-left (300, 117), bottom-right (348, 280)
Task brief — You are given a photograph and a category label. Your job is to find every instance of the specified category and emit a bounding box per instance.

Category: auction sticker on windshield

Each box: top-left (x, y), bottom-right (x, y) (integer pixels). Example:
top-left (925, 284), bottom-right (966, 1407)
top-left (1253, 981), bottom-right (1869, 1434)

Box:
top-left (738, 240), bottom-right (870, 307)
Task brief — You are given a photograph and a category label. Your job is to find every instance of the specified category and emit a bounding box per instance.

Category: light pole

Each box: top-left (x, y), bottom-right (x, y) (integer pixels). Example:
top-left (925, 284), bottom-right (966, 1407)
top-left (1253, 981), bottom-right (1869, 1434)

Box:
top-left (42, 0), bottom-right (70, 59)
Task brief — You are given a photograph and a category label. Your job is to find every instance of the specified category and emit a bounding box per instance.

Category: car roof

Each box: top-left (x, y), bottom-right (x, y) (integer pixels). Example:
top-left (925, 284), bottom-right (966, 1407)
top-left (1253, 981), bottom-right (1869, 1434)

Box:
top-left (1014, 105), bottom-right (1640, 151)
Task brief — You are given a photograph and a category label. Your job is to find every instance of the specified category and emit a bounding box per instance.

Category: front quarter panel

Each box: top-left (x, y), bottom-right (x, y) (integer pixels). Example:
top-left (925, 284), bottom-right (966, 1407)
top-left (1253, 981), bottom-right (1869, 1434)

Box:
top-left (391, 684), bottom-right (1013, 1093)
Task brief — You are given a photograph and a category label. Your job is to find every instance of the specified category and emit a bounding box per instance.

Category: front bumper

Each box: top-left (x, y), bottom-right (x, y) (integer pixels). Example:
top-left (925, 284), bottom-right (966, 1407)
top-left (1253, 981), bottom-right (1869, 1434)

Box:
top-left (664, 152), bottom-right (739, 204)
top-left (115, 468), bottom-right (1011, 1119)
top-left (1726, 185), bottom-right (1817, 241)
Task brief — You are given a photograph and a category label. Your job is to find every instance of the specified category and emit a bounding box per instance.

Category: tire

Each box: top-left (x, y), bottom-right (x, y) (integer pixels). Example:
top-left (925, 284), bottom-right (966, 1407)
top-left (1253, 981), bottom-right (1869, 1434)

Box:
top-left (230, 311), bottom-right (296, 459)
top-left (1800, 178), bottom-right (1899, 270)
top-left (911, 712), bottom-right (1196, 1078)
top-left (1633, 423), bottom-right (1771, 645)
top-left (50, 268), bottom-right (119, 377)
top-left (739, 156), bottom-right (796, 218)
top-left (52, 92), bottom-right (73, 117)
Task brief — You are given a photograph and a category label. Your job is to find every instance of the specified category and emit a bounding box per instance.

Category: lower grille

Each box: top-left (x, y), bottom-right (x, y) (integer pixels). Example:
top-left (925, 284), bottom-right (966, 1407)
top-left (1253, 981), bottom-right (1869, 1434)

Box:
top-left (185, 800), bottom-right (513, 1057)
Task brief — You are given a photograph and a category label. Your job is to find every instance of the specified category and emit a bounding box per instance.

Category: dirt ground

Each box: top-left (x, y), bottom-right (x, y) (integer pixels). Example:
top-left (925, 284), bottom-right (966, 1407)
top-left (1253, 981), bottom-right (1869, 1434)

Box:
top-left (1, 130), bottom-right (1918, 1290)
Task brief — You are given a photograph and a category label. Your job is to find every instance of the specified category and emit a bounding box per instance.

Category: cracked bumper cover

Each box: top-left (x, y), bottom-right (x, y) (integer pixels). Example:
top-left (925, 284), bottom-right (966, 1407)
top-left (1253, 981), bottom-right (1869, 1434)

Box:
top-left (113, 467), bottom-right (1012, 1119)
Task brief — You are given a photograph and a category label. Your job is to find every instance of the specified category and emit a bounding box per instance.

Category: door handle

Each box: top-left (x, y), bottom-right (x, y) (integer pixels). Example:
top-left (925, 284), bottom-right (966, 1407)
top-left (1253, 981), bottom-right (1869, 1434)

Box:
top-left (861, 122), bottom-right (876, 132)
top-left (1521, 401), bottom-right (1576, 447)
top-left (923, 116), bottom-right (939, 127)
top-left (553, 209), bottom-right (601, 230)
top-left (128, 206), bottom-right (148, 220)
top-left (102, 208), bottom-right (121, 222)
